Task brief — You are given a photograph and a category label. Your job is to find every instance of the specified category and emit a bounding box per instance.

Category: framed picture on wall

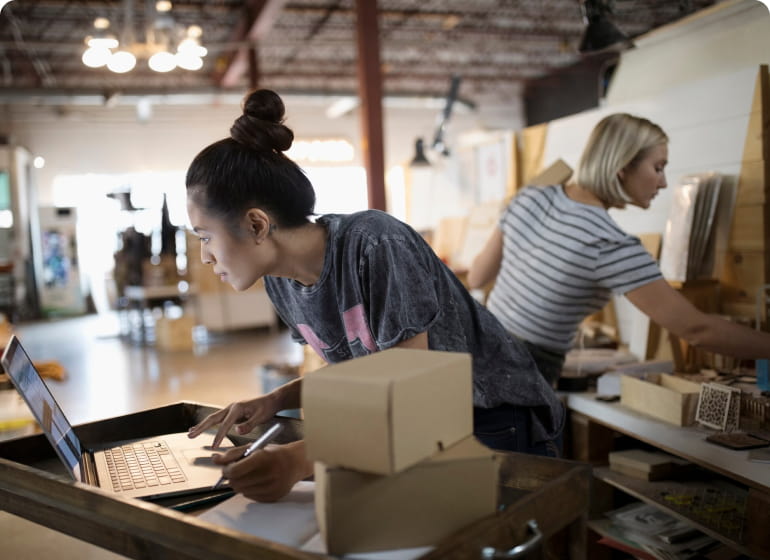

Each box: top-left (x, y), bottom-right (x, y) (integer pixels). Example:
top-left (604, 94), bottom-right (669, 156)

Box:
top-left (465, 131), bottom-right (516, 205)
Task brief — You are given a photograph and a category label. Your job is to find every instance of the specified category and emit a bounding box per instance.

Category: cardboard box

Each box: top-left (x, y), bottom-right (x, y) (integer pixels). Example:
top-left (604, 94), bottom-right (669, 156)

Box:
top-left (302, 348), bottom-right (473, 475)
top-left (314, 436), bottom-right (498, 555)
top-left (620, 373), bottom-right (702, 426)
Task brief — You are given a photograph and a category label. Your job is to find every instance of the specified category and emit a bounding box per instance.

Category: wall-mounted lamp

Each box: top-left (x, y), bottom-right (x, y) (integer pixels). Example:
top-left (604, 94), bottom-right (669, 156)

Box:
top-left (410, 138), bottom-right (431, 167)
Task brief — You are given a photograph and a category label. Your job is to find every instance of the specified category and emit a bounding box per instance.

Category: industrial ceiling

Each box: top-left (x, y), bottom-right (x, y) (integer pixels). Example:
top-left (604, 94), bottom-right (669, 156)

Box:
top-left (0, 0), bottom-right (719, 108)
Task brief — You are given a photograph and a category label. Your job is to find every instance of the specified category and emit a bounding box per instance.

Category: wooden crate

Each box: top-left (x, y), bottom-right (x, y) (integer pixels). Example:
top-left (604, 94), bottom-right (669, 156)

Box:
top-left (621, 373), bottom-right (702, 426)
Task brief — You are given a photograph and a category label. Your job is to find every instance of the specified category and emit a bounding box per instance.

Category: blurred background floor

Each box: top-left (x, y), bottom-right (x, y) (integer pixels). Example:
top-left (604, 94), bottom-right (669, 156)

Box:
top-left (0, 312), bottom-right (302, 559)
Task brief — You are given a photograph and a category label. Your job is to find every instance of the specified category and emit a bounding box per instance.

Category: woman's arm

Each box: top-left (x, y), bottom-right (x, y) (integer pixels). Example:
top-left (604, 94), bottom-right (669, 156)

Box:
top-left (625, 278), bottom-right (770, 359)
top-left (467, 227), bottom-right (503, 290)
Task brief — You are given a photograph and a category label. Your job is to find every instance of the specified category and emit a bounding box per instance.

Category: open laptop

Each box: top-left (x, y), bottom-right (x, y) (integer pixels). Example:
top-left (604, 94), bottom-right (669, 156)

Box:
top-left (1, 334), bottom-right (230, 501)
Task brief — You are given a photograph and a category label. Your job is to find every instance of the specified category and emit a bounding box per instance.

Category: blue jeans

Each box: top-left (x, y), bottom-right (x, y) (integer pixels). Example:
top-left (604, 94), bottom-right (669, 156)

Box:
top-left (473, 404), bottom-right (562, 458)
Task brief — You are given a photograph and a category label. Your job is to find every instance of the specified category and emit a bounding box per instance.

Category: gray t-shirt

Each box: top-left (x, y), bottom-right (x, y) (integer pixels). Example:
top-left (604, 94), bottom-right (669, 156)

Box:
top-left (264, 210), bottom-right (563, 441)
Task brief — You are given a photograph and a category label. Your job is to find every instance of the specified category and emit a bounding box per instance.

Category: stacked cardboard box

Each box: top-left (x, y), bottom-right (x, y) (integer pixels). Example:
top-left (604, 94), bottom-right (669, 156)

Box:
top-left (302, 348), bottom-right (499, 555)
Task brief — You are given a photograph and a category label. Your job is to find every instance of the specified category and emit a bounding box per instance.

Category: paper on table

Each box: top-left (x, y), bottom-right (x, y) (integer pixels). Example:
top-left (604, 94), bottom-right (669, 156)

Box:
top-left (198, 480), bottom-right (432, 559)
top-left (198, 480), bottom-right (318, 548)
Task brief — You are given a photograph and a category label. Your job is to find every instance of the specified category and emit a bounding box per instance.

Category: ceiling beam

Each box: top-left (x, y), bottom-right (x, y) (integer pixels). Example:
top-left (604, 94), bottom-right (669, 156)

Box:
top-left (218, 0), bottom-right (288, 89)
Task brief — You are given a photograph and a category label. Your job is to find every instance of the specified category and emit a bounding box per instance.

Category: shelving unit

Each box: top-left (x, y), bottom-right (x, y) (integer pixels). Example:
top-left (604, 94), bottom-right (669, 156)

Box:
top-left (566, 392), bottom-right (770, 558)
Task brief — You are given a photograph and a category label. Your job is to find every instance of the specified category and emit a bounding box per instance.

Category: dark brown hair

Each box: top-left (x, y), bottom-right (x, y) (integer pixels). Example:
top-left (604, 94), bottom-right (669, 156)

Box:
top-left (186, 89), bottom-right (315, 231)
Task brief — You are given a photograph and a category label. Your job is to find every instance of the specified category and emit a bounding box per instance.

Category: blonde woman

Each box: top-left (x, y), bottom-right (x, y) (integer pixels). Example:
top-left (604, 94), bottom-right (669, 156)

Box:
top-left (469, 113), bottom-right (770, 385)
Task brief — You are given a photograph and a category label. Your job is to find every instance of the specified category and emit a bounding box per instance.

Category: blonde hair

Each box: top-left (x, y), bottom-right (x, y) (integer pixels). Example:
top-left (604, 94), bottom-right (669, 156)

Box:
top-left (575, 113), bottom-right (668, 208)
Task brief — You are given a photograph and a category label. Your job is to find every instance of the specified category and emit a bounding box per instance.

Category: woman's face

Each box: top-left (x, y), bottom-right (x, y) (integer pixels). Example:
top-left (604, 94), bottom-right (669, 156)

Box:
top-left (619, 143), bottom-right (668, 209)
top-left (186, 198), bottom-right (266, 292)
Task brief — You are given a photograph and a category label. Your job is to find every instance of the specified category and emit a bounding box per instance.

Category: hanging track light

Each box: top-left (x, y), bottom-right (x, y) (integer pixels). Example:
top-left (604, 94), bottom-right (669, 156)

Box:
top-left (578, 0), bottom-right (633, 54)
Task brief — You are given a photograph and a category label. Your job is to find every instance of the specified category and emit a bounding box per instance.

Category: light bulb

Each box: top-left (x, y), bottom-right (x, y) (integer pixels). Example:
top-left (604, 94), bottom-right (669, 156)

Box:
top-left (107, 50), bottom-right (136, 73)
top-left (149, 51), bottom-right (176, 72)
top-left (176, 53), bottom-right (202, 71)
top-left (87, 35), bottom-right (119, 49)
top-left (177, 38), bottom-right (206, 57)
top-left (82, 46), bottom-right (112, 68)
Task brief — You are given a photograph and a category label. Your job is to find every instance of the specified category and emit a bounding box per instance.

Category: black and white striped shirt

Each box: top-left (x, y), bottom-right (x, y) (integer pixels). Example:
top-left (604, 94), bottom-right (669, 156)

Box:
top-left (486, 184), bottom-right (661, 352)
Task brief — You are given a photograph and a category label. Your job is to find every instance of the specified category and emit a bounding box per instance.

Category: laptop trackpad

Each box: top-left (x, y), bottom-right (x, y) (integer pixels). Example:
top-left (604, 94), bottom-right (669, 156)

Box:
top-left (181, 444), bottom-right (234, 468)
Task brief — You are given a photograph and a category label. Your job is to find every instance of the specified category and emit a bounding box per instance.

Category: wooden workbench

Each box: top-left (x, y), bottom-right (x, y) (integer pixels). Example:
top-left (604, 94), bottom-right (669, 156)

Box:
top-left (0, 402), bottom-right (591, 559)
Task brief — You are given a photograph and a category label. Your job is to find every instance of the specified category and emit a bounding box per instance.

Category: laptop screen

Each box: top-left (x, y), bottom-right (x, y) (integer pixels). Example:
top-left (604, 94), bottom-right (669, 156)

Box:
top-left (1, 335), bottom-right (83, 482)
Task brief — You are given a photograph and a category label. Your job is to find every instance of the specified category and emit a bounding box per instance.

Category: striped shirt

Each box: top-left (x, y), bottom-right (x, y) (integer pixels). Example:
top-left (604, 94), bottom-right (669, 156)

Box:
top-left (486, 184), bottom-right (662, 353)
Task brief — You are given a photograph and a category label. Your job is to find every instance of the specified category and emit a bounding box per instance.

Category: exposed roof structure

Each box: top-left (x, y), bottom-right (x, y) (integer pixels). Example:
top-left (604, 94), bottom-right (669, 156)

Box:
top-left (0, 0), bottom-right (718, 107)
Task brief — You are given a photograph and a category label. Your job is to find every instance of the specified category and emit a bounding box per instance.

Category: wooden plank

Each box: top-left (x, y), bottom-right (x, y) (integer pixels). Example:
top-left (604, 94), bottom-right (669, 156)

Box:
top-left (743, 488), bottom-right (770, 558)
top-left (736, 158), bottom-right (768, 206)
top-left (0, 460), bottom-right (317, 560)
top-left (719, 65), bottom-right (769, 318)
top-left (520, 123), bottom-right (548, 185)
top-left (741, 65), bottom-right (770, 164)
top-left (728, 204), bottom-right (765, 252)
top-left (720, 249), bottom-right (767, 305)
top-left (219, 0), bottom-right (289, 88)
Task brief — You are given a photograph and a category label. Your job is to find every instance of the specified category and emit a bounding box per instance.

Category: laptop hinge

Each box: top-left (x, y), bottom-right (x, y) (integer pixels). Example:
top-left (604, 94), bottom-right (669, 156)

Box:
top-left (82, 452), bottom-right (99, 486)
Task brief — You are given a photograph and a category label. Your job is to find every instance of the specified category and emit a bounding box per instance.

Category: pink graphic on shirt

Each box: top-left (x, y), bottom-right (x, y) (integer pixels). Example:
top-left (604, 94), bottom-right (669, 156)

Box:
top-left (296, 324), bottom-right (329, 361)
top-left (296, 304), bottom-right (376, 361)
top-left (342, 304), bottom-right (376, 351)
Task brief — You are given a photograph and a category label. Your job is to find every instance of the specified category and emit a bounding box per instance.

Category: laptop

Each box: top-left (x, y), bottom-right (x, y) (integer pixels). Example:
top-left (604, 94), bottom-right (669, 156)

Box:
top-left (1, 334), bottom-right (231, 501)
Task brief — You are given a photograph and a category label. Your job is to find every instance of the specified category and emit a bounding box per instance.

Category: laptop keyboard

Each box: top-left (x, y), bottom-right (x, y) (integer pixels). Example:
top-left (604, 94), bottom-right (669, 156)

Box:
top-left (104, 440), bottom-right (187, 492)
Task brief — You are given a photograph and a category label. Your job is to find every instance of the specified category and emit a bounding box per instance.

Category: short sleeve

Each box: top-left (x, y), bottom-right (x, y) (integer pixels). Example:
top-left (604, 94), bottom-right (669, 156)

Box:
top-left (359, 235), bottom-right (441, 348)
top-left (596, 236), bottom-right (663, 294)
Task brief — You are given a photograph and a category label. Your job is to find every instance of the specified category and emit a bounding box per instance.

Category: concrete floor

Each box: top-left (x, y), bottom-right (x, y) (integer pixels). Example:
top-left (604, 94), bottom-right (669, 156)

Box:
top-left (0, 312), bottom-right (303, 559)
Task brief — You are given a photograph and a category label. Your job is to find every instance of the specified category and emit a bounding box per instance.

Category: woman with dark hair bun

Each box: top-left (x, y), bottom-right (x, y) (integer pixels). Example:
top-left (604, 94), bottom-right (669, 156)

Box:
top-left (187, 89), bottom-right (564, 503)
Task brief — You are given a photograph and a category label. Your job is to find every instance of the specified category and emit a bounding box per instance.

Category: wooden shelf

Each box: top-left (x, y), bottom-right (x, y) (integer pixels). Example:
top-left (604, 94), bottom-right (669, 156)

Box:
top-left (566, 391), bottom-right (770, 559)
top-left (594, 466), bottom-right (750, 555)
top-left (566, 392), bottom-right (770, 492)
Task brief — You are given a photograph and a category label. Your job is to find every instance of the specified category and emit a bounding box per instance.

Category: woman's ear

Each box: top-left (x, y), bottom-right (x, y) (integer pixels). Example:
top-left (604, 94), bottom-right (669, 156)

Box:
top-left (245, 208), bottom-right (272, 243)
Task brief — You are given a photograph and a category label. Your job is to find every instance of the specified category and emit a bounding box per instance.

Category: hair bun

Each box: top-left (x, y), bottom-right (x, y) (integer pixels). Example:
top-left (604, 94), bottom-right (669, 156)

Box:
top-left (230, 89), bottom-right (294, 153)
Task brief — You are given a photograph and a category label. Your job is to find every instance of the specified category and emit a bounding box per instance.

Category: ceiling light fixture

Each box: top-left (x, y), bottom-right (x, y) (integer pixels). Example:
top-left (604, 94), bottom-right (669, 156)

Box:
top-left (578, 0), bottom-right (633, 54)
top-left (81, 1), bottom-right (207, 74)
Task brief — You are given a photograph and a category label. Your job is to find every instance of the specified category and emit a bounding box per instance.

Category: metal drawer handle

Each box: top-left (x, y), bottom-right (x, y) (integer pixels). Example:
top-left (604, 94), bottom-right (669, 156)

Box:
top-left (480, 519), bottom-right (542, 559)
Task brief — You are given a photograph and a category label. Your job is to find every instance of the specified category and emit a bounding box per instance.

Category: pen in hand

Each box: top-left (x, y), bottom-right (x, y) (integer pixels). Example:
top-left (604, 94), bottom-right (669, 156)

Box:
top-left (213, 422), bottom-right (284, 489)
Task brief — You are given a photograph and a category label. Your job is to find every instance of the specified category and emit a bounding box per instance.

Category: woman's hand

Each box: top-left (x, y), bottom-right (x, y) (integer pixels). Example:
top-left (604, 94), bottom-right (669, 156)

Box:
top-left (188, 395), bottom-right (277, 448)
top-left (213, 440), bottom-right (312, 502)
